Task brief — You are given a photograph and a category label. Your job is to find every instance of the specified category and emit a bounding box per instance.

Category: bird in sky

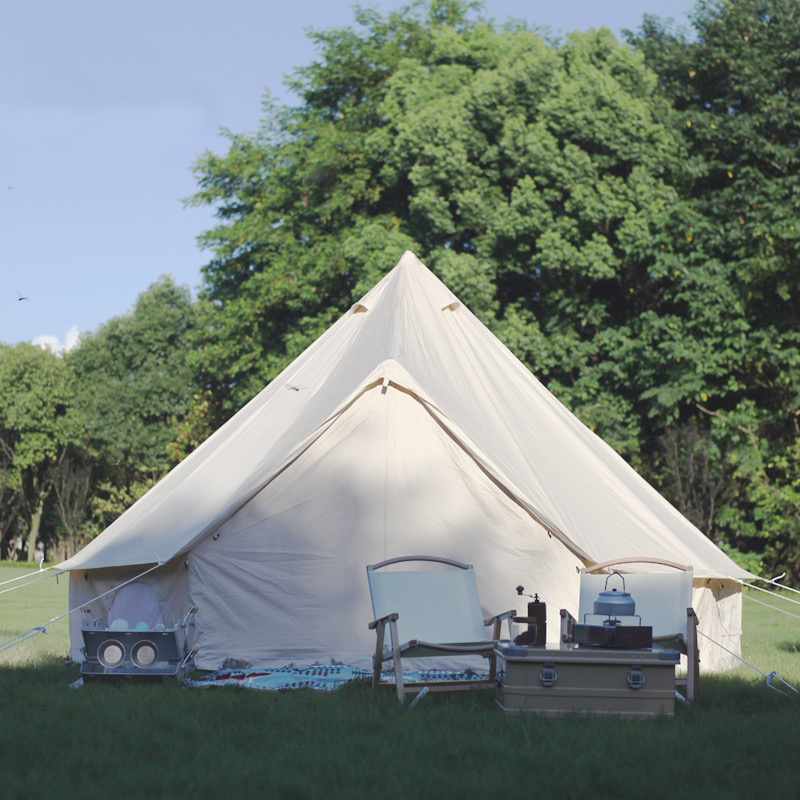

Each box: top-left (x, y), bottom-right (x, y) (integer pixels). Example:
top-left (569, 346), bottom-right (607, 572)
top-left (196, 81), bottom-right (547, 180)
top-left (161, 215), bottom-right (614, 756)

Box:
top-left (17, 292), bottom-right (30, 301)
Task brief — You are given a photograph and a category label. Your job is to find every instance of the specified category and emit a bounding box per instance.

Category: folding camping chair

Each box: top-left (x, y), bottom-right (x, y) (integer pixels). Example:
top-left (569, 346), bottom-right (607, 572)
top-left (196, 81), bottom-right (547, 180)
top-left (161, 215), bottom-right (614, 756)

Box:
top-left (560, 557), bottom-right (699, 700)
top-left (366, 555), bottom-right (516, 702)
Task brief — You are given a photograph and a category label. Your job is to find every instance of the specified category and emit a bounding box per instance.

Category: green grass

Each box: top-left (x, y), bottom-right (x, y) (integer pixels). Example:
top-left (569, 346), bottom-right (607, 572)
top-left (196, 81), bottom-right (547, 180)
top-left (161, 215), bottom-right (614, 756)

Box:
top-left (0, 564), bottom-right (69, 667)
top-left (1, 564), bottom-right (798, 800)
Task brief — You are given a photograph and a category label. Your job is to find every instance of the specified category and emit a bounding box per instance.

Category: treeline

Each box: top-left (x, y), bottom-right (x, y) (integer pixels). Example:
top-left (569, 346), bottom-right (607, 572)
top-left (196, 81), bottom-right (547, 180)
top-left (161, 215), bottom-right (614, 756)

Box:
top-left (0, 279), bottom-right (198, 562)
top-left (1, 0), bottom-right (798, 578)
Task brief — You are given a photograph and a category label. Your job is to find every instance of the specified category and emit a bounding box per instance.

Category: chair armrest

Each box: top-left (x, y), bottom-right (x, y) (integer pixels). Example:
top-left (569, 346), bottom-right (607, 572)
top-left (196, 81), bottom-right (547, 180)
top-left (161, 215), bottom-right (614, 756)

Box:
top-left (652, 633), bottom-right (687, 645)
top-left (484, 609), bottom-right (516, 640)
top-left (483, 609), bottom-right (516, 627)
top-left (652, 608), bottom-right (696, 649)
top-left (368, 612), bottom-right (399, 630)
top-left (560, 609), bottom-right (576, 644)
top-left (368, 612), bottom-right (403, 695)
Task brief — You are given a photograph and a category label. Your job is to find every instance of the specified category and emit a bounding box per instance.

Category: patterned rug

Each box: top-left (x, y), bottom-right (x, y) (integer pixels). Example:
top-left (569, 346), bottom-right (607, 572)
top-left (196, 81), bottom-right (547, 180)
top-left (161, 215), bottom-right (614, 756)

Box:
top-left (185, 664), bottom-right (489, 692)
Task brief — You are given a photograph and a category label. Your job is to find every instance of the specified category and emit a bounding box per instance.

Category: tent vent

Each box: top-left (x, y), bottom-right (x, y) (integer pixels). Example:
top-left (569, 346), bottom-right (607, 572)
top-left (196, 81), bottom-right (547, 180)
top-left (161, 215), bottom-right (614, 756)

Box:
top-left (350, 303), bottom-right (369, 314)
top-left (441, 301), bottom-right (460, 313)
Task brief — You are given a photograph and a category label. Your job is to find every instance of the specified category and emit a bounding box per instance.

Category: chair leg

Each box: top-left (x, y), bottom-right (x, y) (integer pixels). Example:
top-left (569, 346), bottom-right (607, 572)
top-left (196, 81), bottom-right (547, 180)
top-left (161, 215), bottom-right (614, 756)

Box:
top-left (686, 609), bottom-right (699, 702)
top-left (372, 620), bottom-right (385, 690)
top-left (388, 617), bottom-right (404, 703)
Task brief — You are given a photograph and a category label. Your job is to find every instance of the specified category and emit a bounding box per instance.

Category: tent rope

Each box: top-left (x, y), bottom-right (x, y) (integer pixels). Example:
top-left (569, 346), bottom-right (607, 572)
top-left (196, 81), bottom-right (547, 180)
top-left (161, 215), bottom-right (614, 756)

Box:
top-left (0, 562), bottom-right (164, 655)
top-left (753, 573), bottom-right (800, 596)
top-left (0, 570), bottom-right (66, 595)
top-left (742, 593), bottom-right (800, 621)
top-left (729, 576), bottom-right (800, 607)
top-left (697, 629), bottom-right (800, 698)
top-left (0, 565), bottom-right (59, 587)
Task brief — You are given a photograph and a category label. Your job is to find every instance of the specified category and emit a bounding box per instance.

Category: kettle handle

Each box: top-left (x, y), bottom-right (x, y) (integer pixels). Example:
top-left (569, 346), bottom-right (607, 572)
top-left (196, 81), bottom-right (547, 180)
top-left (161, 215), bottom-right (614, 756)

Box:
top-left (604, 572), bottom-right (626, 592)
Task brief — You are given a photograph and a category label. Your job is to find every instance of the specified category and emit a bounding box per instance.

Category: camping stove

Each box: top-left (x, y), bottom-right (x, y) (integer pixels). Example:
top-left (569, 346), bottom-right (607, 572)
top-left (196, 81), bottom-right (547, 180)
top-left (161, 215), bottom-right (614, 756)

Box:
top-left (572, 574), bottom-right (653, 650)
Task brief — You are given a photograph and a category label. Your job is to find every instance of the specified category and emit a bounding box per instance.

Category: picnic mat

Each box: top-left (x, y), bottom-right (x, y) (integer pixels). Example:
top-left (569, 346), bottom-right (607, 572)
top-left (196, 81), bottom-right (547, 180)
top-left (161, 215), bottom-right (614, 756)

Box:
top-left (184, 665), bottom-right (490, 692)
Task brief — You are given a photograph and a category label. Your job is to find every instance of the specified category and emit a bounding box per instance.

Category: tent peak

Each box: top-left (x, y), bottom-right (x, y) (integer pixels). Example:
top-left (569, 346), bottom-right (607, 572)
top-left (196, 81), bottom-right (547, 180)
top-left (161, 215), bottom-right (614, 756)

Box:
top-left (354, 251), bottom-right (460, 316)
top-left (396, 250), bottom-right (426, 270)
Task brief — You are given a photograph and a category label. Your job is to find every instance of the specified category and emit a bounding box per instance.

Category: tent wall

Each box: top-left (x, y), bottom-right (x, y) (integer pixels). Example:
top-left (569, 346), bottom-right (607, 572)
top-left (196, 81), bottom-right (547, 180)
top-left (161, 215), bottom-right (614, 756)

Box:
top-left (68, 384), bottom-right (746, 671)
top-left (58, 253), bottom-right (752, 583)
top-left (63, 252), bottom-right (749, 671)
top-left (692, 579), bottom-right (743, 673)
top-left (185, 383), bottom-right (582, 670)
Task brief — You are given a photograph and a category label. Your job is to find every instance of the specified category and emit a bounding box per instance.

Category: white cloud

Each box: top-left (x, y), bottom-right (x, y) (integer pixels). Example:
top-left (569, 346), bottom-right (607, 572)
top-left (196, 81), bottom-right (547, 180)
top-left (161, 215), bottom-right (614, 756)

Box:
top-left (33, 325), bottom-right (80, 356)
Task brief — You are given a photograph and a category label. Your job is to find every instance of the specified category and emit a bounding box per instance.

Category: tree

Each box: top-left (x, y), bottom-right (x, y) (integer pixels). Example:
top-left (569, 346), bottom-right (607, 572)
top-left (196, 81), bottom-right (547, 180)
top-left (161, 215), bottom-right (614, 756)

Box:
top-left (187, 0), bottom-right (799, 579)
top-left (67, 276), bottom-right (198, 532)
top-left (188, 1), bottom-right (688, 463)
top-left (628, 0), bottom-right (800, 578)
top-left (0, 343), bottom-right (82, 561)
top-left (48, 445), bottom-right (92, 562)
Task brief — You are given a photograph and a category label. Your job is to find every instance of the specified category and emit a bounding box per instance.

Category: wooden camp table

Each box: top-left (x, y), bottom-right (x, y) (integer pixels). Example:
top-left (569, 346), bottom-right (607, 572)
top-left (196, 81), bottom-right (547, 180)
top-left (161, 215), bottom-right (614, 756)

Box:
top-left (494, 644), bottom-right (679, 719)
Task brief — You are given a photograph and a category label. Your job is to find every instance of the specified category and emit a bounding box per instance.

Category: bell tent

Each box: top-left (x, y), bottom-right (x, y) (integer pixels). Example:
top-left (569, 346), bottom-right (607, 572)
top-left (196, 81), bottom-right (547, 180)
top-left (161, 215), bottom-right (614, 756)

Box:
top-left (60, 251), bottom-right (749, 672)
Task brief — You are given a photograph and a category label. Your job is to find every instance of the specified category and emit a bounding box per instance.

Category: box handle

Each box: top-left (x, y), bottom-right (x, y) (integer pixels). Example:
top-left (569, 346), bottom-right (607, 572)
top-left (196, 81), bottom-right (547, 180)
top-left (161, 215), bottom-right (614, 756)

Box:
top-left (540, 664), bottom-right (558, 688)
top-left (627, 666), bottom-right (645, 690)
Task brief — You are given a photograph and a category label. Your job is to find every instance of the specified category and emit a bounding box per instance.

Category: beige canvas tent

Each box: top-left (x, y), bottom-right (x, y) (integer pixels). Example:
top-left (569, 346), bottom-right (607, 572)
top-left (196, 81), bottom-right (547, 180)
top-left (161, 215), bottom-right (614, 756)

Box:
top-left (61, 251), bottom-right (749, 671)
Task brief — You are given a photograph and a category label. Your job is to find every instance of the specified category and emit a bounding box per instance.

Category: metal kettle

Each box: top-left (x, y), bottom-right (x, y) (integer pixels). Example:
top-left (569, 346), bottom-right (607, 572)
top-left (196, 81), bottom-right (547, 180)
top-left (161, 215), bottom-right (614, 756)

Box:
top-left (593, 573), bottom-right (635, 617)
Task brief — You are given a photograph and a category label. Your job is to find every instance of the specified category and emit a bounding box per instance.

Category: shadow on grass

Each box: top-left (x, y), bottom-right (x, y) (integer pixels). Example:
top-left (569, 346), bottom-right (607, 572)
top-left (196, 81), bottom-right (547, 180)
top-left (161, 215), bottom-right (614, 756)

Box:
top-left (2, 656), bottom-right (797, 711)
top-left (2, 660), bottom-right (799, 799)
top-left (775, 640), bottom-right (800, 654)
top-left (690, 671), bottom-right (800, 713)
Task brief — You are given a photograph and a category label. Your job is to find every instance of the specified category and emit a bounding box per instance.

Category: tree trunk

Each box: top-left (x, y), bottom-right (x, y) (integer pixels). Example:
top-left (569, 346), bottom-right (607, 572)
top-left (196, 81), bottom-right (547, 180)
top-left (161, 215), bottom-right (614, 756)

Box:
top-left (26, 496), bottom-right (44, 563)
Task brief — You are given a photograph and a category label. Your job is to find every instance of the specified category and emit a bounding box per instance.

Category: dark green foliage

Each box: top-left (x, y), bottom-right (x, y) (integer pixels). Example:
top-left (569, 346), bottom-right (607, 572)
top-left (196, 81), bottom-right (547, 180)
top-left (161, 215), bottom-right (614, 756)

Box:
top-left (66, 277), bottom-right (198, 537)
top-left (0, 279), bottom-right (198, 559)
top-left (627, 0), bottom-right (800, 578)
top-left (188, 3), bottom-right (688, 463)
top-left (68, 277), bottom-right (197, 474)
top-left (0, 344), bottom-right (83, 559)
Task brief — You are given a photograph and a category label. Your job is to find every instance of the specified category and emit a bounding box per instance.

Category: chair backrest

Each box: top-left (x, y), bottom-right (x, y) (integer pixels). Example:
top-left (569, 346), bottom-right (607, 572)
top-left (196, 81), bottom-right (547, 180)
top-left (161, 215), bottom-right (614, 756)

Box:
top-left (578, 563), bottom-right (693, 639)
top-left (367, 556), bottom-right (488, 644)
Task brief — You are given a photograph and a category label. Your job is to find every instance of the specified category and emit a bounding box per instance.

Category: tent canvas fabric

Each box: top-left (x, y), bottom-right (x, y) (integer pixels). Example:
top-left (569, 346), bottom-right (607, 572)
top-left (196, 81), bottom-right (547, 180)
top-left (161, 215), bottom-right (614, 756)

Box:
top-left (61, 251), bottom-right (749, 672)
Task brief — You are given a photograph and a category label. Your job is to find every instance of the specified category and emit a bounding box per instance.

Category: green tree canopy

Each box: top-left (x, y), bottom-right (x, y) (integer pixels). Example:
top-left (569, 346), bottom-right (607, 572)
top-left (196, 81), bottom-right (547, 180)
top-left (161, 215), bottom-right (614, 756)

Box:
top-left (188, 0), bottom-right (690, 465)
top-left (0, 343), bottom-right (82, 559)
top-left (187, 0), bottom-right (800, 577)
top-left (628, 0), bottom-right (800, 575)
top-left (67, 276), bottom-right (198, 532)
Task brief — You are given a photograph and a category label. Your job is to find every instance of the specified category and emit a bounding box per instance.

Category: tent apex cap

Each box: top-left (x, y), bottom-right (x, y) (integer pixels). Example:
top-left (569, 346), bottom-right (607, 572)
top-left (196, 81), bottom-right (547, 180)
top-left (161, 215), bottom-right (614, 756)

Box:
top-left (396, 250), bottom-right (426, 270)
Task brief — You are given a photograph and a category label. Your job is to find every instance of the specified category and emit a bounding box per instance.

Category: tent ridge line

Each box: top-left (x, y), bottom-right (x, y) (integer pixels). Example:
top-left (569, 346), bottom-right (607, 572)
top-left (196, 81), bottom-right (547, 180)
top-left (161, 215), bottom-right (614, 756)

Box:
top-left (175, 377), bottom-right (389, 558)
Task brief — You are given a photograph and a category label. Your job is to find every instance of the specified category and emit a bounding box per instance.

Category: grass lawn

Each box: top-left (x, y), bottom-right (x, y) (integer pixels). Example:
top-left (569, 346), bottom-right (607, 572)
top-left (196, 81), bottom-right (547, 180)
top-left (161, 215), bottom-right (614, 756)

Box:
top-left (1, 563), bottom-right (798, 800)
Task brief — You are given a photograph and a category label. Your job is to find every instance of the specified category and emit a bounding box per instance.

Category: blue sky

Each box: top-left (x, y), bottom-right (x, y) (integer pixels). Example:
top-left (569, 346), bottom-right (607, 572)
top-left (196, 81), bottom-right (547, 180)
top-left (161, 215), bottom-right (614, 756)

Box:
top-left (0, 0), bottom-right (696, 351)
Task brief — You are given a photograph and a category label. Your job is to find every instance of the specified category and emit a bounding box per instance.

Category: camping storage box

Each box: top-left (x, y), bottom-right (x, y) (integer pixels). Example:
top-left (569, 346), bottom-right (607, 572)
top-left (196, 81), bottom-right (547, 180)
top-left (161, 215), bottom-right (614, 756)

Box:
top-left (495, 645), bottom-right (679, 719)
top-left (80, 628), bottom-right (187, 680)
